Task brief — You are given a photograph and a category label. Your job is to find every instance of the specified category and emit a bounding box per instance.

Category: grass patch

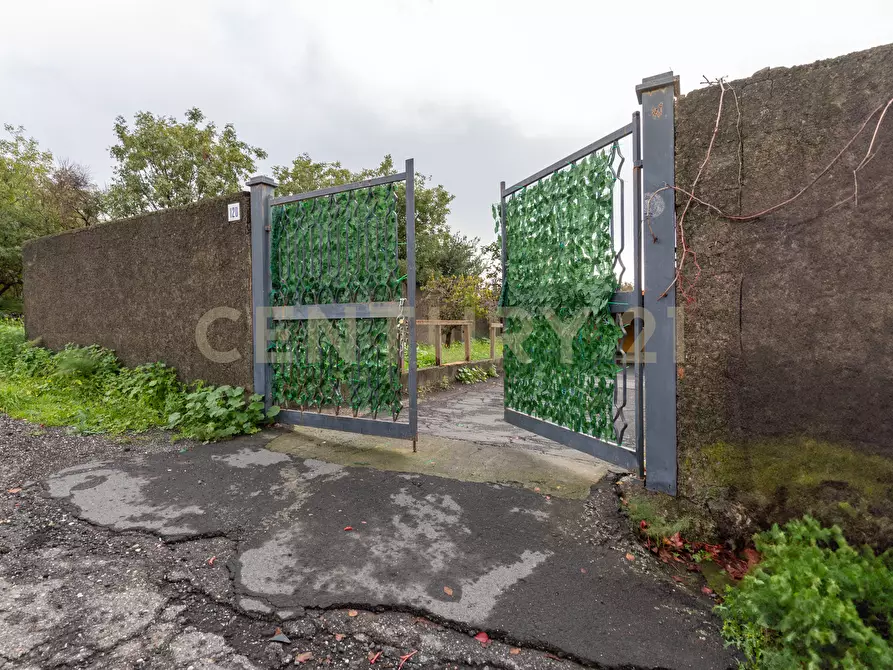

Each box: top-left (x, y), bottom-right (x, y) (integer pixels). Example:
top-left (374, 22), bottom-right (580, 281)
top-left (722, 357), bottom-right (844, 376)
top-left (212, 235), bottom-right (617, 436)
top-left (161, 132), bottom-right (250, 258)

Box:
top-left (417, 336), bottom-right (502, 369)
top-left (622, 485), bottom-right (718, 544)
top-left (0, 318), bottom-right (276, 440)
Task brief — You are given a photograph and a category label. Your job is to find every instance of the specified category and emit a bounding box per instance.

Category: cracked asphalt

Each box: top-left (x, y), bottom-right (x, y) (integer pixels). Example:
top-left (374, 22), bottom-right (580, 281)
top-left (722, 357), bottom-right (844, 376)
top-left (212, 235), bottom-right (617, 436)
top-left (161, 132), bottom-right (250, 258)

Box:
top-left (1, 409), bottom-right (736, 669)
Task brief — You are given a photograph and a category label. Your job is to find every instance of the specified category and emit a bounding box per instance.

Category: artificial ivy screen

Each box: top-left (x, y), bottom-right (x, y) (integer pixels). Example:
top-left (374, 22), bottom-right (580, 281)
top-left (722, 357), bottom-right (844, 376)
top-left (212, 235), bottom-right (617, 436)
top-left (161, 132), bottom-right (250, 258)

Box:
top-left (268, 184), bottom-right (404, 419)
top-left (498, 149), bottom-right (624, 442)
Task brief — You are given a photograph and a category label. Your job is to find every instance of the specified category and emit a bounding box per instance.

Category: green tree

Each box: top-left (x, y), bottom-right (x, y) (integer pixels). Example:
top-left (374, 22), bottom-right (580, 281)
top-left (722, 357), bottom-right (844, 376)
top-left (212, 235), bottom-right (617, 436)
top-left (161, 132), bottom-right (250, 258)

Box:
top-left (105, 107), bottom-right (266, 218)
top-left (0, 125), bottom-right (59, 298)
top-left (273, 153), bottom-right (480, 284)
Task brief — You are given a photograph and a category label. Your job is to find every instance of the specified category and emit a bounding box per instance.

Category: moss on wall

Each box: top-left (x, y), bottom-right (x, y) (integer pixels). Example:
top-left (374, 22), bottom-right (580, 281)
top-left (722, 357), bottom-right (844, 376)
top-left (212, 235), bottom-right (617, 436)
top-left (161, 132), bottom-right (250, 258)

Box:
top-left (685, 437), bottom-right (893, 549)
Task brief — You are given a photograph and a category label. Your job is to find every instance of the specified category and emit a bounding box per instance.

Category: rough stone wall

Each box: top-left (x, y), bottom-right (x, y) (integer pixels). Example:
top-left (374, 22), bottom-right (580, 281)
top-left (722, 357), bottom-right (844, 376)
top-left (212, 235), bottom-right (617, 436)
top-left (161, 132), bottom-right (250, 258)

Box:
top-left (675, 44), bottom-right (893, 545)
top-left (23, 193), bottom-right (253, 388)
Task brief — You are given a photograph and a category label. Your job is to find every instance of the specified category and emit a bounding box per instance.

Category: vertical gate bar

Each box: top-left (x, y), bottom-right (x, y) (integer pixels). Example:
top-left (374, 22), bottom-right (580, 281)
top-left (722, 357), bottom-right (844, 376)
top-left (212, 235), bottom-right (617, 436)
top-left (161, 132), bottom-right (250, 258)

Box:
top-left (632, 112), bottom-right (645, 479)
top-left (249, 175), bottom-right (278, 409)
top-left (636, 72), bottom-right (679, 495)
top-left (405, 159), bottom-right (418, 451)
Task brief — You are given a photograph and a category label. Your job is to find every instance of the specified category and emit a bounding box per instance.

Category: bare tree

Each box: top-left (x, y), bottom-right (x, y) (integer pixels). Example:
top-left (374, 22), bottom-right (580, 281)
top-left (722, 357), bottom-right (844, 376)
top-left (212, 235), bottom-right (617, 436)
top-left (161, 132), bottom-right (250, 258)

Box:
top-left (47, 159), bottom-right (103, 228)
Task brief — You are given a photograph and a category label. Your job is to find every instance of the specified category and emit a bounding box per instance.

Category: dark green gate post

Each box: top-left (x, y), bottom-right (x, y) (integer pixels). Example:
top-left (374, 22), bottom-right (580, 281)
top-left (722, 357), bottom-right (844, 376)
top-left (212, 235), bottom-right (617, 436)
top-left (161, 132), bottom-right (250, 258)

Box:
top-left (636, 72), bottom-right (679, 495)
top-left (248, 175), bottom-right (278, 408)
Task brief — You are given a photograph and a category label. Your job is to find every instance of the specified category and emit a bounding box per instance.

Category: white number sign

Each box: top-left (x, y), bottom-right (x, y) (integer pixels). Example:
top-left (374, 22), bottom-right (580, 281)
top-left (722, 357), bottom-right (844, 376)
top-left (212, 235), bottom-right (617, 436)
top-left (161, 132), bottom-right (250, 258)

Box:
top-left (227, 202), bottom-right (241, 222)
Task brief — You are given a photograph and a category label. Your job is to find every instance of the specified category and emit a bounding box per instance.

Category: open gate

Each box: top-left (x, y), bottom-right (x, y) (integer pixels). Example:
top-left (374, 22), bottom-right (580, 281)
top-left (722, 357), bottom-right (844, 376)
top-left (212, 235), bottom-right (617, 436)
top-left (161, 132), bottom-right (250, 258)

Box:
top-left (499, 72), bottom-right (679, 493)
top-left (248, 161), bottom-right (418, 448)
top-left (498, 119), bottom-right (644, 475)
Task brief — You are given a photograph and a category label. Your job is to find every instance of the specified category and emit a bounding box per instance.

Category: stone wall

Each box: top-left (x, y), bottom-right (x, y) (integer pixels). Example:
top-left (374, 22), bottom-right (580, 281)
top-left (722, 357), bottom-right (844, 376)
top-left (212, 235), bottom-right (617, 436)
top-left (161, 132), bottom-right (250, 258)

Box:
top-left (23, 193), bottom-right (254, 388)
top-left (675, 43), bottom-right (893, 545)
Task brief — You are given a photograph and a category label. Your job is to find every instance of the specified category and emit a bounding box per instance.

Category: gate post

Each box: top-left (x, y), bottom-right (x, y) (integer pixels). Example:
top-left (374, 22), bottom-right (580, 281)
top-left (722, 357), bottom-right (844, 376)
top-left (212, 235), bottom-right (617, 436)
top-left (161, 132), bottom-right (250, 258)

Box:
top-left (636, 72), bottom-right (679, 495)
top-left (248, 175), bottom-right (278, 407)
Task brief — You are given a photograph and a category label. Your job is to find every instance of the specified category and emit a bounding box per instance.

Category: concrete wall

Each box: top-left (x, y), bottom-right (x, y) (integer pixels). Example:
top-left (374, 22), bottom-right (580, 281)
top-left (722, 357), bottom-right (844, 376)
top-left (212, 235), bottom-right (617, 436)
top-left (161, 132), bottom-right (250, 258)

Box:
top-left (23, 193), bottom-right (254, 388)
top-left (675, 44), bottom-right (893, 545)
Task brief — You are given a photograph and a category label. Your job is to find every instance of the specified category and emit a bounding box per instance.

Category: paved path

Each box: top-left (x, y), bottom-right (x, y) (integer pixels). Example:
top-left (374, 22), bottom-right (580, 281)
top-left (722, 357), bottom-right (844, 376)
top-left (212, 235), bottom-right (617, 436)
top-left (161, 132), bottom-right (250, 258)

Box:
top-left (44, 435), bottom-right (736, 669)
top-left (420, 376), bottom-right (637, 461)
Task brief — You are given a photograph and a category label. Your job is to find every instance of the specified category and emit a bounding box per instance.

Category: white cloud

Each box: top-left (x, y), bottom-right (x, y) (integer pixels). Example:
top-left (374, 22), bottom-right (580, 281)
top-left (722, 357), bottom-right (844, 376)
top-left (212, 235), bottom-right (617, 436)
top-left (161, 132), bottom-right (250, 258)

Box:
top-left (2, 0), bottom-right (892, 240)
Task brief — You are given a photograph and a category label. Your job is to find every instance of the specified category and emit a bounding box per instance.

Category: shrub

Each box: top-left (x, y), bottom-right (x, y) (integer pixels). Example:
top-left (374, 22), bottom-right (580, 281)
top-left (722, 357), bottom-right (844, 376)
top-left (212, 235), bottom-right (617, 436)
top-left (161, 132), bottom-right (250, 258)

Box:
top-left (716, 516), bottom-right (893, 668)
top-left (167, 384), bottom-right (279, 442)
top-left (456, 366), bottom-right (489, 384)
top-left (0, 317), bottom-right (26, 370)
top-left (0, 320), bottom-right (277, 440)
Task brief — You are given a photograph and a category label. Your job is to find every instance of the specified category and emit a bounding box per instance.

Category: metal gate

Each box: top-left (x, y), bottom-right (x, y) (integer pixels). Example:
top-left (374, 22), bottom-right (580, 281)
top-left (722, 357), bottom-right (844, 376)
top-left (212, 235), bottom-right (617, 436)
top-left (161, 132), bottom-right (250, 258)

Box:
top-left (248, 160), bottom-right (418, 448)
top-left (498, 72), bottom-right (679, 493)
top-left (499, 119), bottom-right (644, 475)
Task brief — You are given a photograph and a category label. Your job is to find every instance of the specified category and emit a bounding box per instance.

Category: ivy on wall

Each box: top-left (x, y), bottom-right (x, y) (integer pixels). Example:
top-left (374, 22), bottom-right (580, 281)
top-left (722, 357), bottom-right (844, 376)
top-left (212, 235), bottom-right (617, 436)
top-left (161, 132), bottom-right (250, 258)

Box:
top-left (497, 149), bottom-right (623, 441)
top-left (268, 185), bottom-right (403, 418)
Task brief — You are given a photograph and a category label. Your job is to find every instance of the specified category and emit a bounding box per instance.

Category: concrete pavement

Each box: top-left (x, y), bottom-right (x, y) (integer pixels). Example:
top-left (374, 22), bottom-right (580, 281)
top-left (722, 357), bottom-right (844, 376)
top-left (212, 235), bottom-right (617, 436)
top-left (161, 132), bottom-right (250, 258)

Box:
top-left (45, 435), bottom-right (736, 668)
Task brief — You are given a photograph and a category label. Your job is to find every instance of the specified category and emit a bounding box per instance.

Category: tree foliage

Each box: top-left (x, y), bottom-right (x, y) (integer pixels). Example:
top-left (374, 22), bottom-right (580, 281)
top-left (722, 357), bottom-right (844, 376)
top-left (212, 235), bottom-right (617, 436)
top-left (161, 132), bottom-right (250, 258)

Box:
top-left (421, 274), bottom-right (497, 321)
top-left (1, 126), bottom-right (104, 298)
top-left (0, 126), bottom-right (58, 296)
top-left (105, 107), bottom-right (266, 218)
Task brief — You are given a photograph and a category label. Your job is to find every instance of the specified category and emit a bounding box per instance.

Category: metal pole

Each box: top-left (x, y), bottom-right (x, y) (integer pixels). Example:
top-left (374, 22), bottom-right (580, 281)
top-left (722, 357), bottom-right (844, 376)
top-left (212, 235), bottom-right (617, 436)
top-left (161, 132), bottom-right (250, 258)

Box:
top-left (248, 175), bottom-right (278, 408)
top-left (405, 159), bottom-right (418, 452)
top-left (632, 112), bottom-right (645, 480)
top-left (636, 72), bottom-right (679, 495)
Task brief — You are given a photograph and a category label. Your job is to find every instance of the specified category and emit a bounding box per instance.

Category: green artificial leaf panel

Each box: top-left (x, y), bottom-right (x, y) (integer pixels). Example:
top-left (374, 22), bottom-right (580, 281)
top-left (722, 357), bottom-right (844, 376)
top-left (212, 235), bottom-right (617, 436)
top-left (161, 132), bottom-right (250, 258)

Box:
top-left (268, 184), bottom-right (404, 419)
top-left (497, 149), bottom-right (624, 442)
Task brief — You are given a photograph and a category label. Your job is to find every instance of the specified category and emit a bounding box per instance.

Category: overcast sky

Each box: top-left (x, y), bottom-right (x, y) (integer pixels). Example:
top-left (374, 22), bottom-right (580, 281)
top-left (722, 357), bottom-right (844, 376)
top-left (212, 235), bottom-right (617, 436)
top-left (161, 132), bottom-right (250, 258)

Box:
top-left (3, 0), bottom-right (892, 244)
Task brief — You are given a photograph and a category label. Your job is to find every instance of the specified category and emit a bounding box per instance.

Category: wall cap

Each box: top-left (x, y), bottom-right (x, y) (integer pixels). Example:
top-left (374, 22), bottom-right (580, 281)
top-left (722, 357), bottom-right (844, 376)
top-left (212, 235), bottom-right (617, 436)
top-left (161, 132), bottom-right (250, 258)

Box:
top-left (636, 71), bottom-right (680, 103)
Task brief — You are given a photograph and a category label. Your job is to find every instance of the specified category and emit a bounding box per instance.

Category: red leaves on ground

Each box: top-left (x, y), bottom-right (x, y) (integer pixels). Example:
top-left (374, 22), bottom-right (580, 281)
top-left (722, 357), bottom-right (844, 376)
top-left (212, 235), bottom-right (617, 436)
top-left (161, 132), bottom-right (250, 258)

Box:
top-left (368, 650), bottom-right (382, 664)
top-left (473, 631), bottom-right (490, 647)
top-left (343, 526), bottom-right (354, 531)
top-left (639, 520), bottom-right (648, 530)
top-left (295, 651), bottom-right (313, 663)
top-left (397, 650), bottom-right (417, 669)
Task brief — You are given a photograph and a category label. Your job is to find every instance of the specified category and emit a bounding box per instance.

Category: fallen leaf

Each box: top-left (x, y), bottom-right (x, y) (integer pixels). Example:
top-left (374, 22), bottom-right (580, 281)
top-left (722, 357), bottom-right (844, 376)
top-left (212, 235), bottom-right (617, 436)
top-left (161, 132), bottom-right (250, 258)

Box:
top-left (368, 650), bottom-right (382, 664)
top-left (701, 586), bottom-right (714, 595)
top-left (666, 531), bottom-right (685, 550)
top-left (672, 575), bottom-right (684, 583)
top-left (533, 487), bottom-right (540, 492)
top-left (639, 520), bottom-right (648, 529)
top-left (443, 586), bottom-right (453, 597)
top-left (295, 651), bottom-right (313, 663)
top-left (348, 610), bottom-right (359, 617)
top-left (625, 553), bottom-right (635, 561)
top-left (397, 650), bottom-right (417, 669)
top-left (207, 555), bottom-right (216, 566)
top-left (269, 627), bottom-right (291, 644)
top-left (6, 488), bottom-right (21, 494)
top-left (545, 495), bottom-right (551, 501)
top-left (509, 648), bottom-right (521, 655)
top-left (473, 631), bottom-right (490, 647)
top-left (334, 633), bottom-right (344, 641)
top-left (344, 526), bottom-right (354, 531)
top-left (580, 568), bottom-right (587, 574)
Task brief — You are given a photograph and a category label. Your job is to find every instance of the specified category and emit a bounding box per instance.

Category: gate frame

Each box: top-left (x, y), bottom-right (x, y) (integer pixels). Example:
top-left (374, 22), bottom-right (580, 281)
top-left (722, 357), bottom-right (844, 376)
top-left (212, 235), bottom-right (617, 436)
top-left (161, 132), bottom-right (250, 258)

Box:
top-left (248, 160), bottom-right (418, 447)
